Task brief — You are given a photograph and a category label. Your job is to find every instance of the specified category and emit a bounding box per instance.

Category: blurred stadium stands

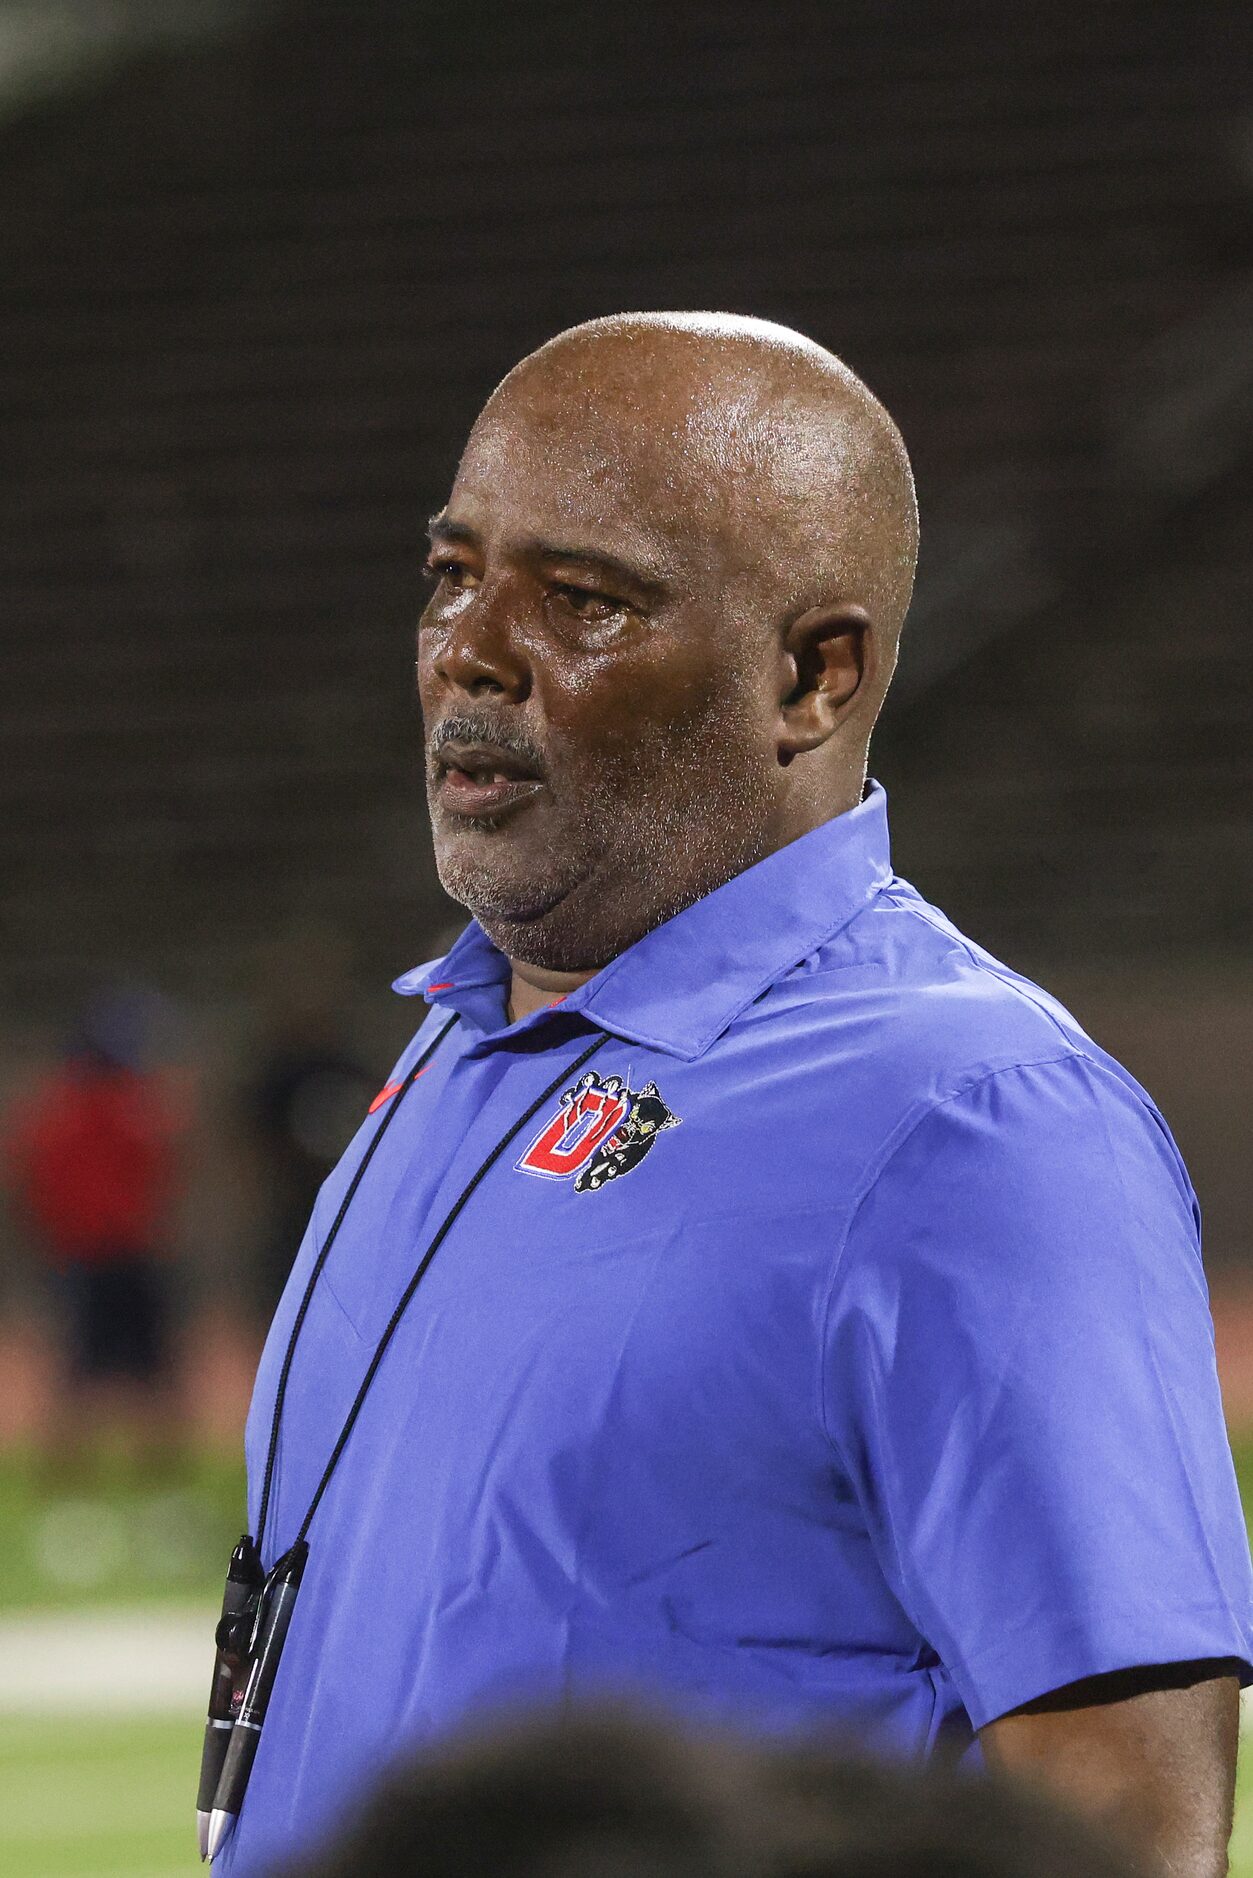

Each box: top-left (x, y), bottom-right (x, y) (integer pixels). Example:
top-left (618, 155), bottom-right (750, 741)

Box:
top-left (0, 0), bottom-right (1250, 1232)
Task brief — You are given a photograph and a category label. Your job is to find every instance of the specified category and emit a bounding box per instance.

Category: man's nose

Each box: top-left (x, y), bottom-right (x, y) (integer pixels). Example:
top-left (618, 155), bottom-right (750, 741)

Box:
top-left (431, 581), bottom-right (530, 700)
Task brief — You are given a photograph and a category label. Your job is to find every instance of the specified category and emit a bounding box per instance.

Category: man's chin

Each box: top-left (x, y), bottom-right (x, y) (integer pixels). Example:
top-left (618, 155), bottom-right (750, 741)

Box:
top-left (439, 877), bottom-right (618, 975)
top-left (433, 843), bottom-right (584, 934)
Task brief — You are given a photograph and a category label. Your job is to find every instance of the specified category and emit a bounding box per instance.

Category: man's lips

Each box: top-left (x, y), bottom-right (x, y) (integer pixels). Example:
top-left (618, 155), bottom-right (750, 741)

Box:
top-left (434, 741), bottom-right (546, 819)
top-left (436, 768), bottom-right (545, 817)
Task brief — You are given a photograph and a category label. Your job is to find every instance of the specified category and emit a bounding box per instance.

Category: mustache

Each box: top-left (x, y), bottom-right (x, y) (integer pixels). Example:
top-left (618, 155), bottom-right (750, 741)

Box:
top-left (428, 714), bottom-right (549, 780)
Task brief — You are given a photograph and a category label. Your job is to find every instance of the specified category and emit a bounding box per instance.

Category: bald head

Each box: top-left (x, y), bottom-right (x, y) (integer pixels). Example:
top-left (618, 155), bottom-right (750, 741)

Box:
top-left (419, 311), bottom-right (918, 975)
top-left (488, 311), bottom-right (918, 663)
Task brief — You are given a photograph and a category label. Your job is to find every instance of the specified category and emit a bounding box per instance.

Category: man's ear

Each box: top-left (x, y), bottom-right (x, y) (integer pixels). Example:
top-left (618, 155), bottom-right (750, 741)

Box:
top-left (778, 603), bottom-right (873, 756)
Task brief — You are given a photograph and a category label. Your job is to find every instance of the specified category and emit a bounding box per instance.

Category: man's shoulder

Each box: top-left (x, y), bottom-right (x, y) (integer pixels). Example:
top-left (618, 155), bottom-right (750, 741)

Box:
top-left (792, 887), bottom-right (1197, 1271)
top-left (763, 875), bottom-right (1150, 1126)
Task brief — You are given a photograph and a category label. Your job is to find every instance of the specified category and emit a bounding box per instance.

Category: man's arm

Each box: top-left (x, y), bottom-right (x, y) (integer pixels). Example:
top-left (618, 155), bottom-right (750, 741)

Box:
top-left (980, 1660), bottom-right (1241, 1878)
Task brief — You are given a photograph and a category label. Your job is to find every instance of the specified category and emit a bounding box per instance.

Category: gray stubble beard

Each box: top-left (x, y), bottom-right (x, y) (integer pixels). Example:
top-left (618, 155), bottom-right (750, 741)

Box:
top-left (432, 693), bottom-right (778, 973)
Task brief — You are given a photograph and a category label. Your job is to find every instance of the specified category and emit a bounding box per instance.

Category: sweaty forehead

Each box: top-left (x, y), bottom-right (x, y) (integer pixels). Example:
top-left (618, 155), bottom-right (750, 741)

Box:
top-left (450, 336), bottom-right (836, 575)
top-left (443, 315), bottom-right (919, 638)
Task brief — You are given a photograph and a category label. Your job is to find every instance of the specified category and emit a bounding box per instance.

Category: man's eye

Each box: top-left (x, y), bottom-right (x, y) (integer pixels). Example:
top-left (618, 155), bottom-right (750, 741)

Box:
top-left (423, 558), bottom-right (476, 591)
top-left (553, 584), bottom-right (623, 622)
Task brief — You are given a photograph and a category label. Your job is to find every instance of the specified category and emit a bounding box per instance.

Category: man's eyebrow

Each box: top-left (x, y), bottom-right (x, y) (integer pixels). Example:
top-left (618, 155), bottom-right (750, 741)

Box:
top-left (426, 516), bottom-right (670, 594)
top-left (530, 539), bottom-right (669, 594)
top-left (426, 513), bottom-right (477, 547)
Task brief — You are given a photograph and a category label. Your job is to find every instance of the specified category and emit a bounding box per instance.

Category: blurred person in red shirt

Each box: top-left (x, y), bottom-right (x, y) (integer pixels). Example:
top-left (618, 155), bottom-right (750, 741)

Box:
top-left (4, 986), bottom-right (185, 1471)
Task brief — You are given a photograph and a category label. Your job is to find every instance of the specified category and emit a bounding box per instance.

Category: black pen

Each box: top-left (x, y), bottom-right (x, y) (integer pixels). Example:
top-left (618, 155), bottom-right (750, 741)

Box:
top-left (206, 1539), bottom-right (309, 1860)
top-left (197, 1533), bottom-right (263, 1860)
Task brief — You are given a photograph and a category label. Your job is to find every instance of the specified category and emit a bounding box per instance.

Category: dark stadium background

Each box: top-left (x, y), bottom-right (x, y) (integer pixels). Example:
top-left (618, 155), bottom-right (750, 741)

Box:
top-left (0, 3), bottom-right (1249, 1873)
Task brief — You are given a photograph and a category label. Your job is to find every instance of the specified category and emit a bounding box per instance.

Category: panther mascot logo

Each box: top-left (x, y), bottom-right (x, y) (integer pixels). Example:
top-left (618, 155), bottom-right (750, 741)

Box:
top-left (515, 1071), bottom-right (680, 1193)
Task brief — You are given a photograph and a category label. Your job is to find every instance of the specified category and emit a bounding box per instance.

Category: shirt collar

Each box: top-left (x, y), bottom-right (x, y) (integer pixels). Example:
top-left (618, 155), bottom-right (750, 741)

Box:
top-left (394, 781), bottom-right (893, 1060)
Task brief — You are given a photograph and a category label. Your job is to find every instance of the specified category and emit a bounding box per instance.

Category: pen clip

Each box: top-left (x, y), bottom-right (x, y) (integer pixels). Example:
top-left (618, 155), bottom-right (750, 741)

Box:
top-left (246, 1566), bottom-right (279, 1659)
top-left (245, 1542), bottom-right (305, 1658)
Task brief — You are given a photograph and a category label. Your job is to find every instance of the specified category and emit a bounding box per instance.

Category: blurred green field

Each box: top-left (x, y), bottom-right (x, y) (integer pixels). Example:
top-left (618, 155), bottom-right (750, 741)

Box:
top-left (1, 1715), bottom-right (201, 1878)
top-left (1, 1444), bottom-right (1251, 1878)
top-left (0, 1452), bottom-right (244, 1610)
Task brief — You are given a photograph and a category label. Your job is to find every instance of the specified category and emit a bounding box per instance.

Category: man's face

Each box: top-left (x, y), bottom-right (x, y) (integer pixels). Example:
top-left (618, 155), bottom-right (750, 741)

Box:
top-left (417, 362), bottom-right (787, 972)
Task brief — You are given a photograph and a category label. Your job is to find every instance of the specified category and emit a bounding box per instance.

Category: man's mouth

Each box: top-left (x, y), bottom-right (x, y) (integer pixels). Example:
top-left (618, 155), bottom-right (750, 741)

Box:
top-left (434, 740), bottom-right (546, 821)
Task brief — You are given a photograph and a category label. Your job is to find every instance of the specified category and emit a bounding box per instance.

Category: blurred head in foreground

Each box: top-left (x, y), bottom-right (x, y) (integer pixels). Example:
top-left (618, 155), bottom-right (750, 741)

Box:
top-left (281, 1707), bottom-right (1141, 1878)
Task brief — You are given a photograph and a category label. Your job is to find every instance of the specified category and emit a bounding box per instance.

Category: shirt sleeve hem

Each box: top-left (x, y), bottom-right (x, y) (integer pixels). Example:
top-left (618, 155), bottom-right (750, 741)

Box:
top-left (952, 1602), bottom-right (1253, 1733)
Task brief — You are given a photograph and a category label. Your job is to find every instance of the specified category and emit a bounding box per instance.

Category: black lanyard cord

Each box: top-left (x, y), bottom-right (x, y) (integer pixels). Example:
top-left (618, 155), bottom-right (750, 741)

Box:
top-left (264, 1027), bottom-right (612, 1556)
top-left (291, 1030), bottom-right (610, 1549)
top-left (255, 1011), bottom-right (462, 1551)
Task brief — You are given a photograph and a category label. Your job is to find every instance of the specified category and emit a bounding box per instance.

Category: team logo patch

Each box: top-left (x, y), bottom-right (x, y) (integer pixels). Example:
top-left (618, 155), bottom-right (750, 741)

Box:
top-left (516, 1070), bottom-right (680, 1193)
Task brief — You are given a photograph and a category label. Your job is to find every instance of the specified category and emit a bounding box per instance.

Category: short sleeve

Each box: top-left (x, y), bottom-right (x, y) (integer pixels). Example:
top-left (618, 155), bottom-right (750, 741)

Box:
top-left (822, 1051), bottom-right (1253, 1731)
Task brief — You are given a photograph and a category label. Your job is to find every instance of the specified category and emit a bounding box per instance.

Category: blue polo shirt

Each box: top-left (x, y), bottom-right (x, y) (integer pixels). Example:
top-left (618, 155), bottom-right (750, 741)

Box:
top-left (222, 784), bottom-right (1253, 1875)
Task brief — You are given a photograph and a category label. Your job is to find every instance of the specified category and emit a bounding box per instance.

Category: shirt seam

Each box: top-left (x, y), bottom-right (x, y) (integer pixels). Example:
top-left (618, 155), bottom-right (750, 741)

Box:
top-left (1083, 1067), bottom-right (1225, 1596)
top-left (889, 898), bottom-right (1085, 1048)
top-left (312, 1261), bottom-right (371, 1345)
top-left (814, 1045), bottom-right (1093, 1468)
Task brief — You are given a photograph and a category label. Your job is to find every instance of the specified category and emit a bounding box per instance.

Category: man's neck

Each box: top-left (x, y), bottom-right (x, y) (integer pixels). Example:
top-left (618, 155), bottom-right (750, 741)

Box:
top-left (501, 779), bottom-right (872, 1025)
top-left (508, 960), bottom-right (599, 1023)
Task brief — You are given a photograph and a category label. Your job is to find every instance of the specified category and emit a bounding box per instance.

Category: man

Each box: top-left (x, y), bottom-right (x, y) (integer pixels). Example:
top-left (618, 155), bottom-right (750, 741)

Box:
top-left (217, 315), bottom-right (1252, 1876)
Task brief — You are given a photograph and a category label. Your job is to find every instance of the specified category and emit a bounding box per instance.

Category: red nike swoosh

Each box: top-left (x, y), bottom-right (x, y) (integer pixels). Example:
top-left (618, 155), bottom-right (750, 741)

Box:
top-left (367, 1064), bottom-right (430, 1115)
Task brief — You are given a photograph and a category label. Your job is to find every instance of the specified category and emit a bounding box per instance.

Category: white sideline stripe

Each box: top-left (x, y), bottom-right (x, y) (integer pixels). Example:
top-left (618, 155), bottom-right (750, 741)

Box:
top-left (53, 1870), bottom-right (190, 1878)
top-left (0, 1606), bottom-right (211, 1713)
